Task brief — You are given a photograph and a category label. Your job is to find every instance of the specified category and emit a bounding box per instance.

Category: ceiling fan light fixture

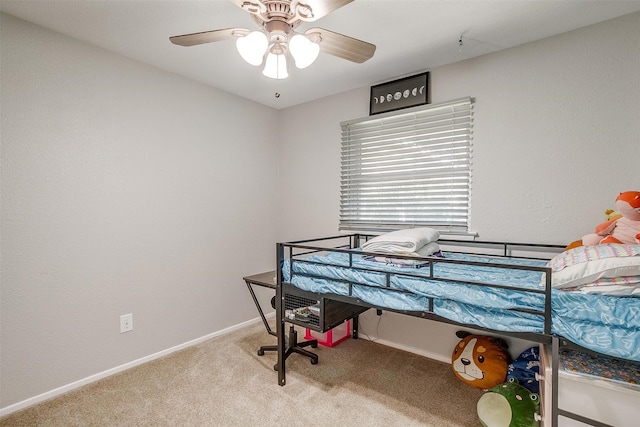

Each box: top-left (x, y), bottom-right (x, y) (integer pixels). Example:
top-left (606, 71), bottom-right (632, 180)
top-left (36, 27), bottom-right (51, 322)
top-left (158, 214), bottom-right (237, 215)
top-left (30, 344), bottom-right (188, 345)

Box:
top-left (262, 45), bottom-right (288, 79)
top-left (289, 34), bottom-right (320, 69)
top-left (171, 1), bottom-right (376, 78)
top-left (236, 31), bottom-right (268, 66)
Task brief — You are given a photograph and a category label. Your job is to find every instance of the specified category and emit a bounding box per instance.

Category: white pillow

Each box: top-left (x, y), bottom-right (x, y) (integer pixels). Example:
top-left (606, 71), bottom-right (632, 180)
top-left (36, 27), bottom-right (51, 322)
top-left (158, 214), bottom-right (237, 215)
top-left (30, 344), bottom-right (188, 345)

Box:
top-left (548, 244), bottom-right (640, 289)
top-left (574, 276), bottom-right (640, 295)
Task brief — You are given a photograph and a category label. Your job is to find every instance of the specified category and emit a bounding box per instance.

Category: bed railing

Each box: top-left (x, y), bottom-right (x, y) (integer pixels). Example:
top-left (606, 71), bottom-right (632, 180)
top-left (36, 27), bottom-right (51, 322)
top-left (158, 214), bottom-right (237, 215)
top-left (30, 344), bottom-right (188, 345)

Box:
top-left (278, 234), bottom-right (563, 336)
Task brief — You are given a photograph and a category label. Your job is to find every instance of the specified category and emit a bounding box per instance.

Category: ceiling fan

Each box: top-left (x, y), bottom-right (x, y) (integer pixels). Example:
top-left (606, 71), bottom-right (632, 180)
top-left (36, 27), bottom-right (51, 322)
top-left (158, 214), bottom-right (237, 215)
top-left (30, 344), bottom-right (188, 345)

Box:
top-left (170, 0), bottom-right (376, 79)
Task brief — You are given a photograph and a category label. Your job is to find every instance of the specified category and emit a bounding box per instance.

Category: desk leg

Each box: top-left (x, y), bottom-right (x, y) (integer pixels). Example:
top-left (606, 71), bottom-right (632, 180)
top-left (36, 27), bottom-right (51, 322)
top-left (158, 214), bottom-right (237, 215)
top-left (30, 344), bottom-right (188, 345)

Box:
top-left (351, 315), bottom-right (359, 339)
top-left (551, 336), bottom-right (558, 427)
top-left (276, 272), bottom-right (286, 386)
top-left (245, 281), bottom-right (275, 337)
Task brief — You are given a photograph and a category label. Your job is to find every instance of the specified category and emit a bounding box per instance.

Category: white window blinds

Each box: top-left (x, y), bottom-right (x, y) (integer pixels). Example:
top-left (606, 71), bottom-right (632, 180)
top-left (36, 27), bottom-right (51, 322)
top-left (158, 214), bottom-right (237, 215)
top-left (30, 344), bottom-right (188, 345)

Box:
top-left (340, 97), bottom-right (474, 233)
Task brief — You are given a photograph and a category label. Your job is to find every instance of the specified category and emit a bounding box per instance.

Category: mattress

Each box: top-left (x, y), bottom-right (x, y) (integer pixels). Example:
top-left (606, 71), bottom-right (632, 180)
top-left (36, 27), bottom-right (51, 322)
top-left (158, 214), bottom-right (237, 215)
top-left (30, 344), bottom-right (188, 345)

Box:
top-left (282, 250), bottom-right (640, 362)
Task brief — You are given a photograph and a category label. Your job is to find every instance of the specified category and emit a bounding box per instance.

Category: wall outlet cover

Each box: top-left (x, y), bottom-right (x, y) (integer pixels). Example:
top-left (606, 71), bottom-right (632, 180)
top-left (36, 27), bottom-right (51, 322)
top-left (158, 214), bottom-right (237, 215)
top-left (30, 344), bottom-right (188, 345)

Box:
top-left (120, 313), bottom-right (133, 333)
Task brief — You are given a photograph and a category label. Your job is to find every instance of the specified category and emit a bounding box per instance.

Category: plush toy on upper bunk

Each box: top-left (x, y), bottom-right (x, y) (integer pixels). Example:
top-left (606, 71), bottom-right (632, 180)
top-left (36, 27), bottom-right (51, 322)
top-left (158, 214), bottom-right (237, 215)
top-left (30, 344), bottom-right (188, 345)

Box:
top-left (582, 190), bottom-right (640, 246)
top-left (559, 191), bottom-right (640, 297)
top-left (566, 190), bottom-right (640, 250)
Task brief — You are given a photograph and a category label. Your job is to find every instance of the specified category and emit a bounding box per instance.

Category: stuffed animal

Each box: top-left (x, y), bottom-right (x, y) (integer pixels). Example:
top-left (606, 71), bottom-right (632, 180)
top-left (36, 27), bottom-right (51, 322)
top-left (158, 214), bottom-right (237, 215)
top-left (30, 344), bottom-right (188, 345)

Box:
top-left (582, 191), bottom-right (640, 245)
top-left (605, 209), bottom-right (622, 222)
top-left (477, 378), bottom-right (541, 427)
top-left (563, 239), bottom-right (583, 251)
top-left (507, 347), bottom-right (540, 394)
top-left (563, 205), bottom-right (628, 251)
top-left (451, 331), bottom-right (510, 389)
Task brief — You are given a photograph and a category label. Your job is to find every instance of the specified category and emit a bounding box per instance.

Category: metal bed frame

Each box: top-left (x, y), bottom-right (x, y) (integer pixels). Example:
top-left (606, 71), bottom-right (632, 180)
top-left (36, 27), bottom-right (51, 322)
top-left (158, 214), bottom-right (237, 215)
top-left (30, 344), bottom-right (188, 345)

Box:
top-left (274, 234), bottom-right (618, 427)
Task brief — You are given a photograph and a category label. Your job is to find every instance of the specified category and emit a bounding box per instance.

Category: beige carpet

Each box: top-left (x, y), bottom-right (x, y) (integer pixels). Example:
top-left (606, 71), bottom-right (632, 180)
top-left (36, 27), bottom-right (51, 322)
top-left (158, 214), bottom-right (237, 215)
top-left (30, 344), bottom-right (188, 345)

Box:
top-left (1, 322), bottom-right (483, 426)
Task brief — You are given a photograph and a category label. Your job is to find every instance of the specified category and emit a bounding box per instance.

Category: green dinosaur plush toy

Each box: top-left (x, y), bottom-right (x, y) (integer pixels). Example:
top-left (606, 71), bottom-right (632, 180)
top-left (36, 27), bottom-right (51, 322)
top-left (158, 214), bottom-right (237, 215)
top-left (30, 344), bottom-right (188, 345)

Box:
top-left (477, 378), bottom-right (541, 427)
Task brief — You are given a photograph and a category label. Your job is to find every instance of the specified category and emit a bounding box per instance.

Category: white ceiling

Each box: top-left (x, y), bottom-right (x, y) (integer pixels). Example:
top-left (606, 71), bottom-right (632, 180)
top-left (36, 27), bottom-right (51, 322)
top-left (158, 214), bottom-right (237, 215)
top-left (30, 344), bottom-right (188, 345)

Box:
top-left (2, 0), bottom-right (640, 109)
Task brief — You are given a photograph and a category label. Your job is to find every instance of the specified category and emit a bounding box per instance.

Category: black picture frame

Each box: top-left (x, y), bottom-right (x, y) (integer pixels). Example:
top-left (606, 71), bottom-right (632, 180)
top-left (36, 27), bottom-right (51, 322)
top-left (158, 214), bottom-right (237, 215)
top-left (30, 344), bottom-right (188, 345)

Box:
top-left (369, 72), bottom-right (429, 115)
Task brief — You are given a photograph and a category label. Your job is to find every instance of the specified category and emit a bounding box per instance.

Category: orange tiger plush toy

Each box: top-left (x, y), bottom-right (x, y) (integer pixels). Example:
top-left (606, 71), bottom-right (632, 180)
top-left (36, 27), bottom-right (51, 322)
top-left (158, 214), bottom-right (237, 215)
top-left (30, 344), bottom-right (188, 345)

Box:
top-left (451, 331), bottom-right (510, 389)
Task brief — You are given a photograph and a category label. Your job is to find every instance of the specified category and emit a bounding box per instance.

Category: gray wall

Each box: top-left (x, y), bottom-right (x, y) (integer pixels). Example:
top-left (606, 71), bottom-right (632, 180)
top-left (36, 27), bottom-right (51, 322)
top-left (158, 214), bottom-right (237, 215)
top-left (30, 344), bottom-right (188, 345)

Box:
top-left (278, 12), bottom-right (640, 245)
top-left (1, 13), bottom-right (278, 409)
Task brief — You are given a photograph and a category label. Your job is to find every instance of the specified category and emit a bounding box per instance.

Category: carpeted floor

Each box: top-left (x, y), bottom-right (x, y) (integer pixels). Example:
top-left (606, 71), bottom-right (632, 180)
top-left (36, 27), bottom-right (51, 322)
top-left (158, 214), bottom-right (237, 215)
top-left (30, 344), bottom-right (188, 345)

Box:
top-left (1, 321), bottom-right (483, 426)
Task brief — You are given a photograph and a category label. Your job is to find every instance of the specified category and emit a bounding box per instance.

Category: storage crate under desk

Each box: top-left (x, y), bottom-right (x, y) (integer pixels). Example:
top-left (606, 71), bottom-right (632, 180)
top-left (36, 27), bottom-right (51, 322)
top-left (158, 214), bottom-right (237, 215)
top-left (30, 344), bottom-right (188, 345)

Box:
top-left (305, 319), bottom-right (352, 348)
top-left (282, 282), bottom-right (368, 334)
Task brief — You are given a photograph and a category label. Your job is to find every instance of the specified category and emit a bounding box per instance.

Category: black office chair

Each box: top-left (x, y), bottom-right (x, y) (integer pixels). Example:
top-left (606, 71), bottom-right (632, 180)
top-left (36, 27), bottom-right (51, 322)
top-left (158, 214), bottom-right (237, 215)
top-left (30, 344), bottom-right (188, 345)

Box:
top-left (257, 296), bottom-right (318, 369)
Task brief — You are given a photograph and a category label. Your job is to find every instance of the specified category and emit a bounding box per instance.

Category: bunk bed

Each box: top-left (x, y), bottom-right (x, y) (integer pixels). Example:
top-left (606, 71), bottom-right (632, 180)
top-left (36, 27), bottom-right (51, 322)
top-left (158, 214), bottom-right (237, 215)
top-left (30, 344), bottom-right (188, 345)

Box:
top-left (273, 232), bottom-right (640, 427)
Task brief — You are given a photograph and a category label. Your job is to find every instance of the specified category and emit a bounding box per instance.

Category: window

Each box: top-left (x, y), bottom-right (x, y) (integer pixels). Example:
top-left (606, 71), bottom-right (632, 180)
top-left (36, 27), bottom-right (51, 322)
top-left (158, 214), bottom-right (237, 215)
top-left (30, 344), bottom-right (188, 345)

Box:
top-left (340, 97), bottom-right (474, 233)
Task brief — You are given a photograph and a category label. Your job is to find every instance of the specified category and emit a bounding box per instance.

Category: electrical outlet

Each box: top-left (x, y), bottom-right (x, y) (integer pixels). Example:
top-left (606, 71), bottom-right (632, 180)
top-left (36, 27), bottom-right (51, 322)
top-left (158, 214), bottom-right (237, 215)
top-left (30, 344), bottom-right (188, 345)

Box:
top-left (120, 313), bottom-right (133, 333)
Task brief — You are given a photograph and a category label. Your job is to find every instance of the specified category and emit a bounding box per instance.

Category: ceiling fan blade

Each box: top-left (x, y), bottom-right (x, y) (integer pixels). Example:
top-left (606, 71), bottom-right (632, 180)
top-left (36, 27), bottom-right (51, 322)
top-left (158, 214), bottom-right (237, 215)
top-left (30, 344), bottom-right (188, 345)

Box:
top-left (229, 0), bottom-right (267, 14)
top-left (305, 27), bottom-right (375, 63)
top-left (291, 0), bottom-right (354, 22)
top-left (170, 28), bottom-right (250, 47)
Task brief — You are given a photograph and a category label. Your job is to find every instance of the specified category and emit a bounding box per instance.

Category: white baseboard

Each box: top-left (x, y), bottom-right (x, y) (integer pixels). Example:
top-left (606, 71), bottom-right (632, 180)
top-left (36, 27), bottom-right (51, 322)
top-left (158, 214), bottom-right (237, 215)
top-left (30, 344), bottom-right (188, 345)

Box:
top-left (367, 337), bottom-right (450, 364)
top-left (0, 317), bottom-right (265, 417)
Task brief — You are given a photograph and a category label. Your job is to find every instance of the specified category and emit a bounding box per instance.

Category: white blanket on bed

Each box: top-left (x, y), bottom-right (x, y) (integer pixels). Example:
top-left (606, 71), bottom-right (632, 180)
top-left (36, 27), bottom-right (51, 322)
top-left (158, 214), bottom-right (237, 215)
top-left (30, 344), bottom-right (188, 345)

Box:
top-left (361, 228), bottom-right (440, 254)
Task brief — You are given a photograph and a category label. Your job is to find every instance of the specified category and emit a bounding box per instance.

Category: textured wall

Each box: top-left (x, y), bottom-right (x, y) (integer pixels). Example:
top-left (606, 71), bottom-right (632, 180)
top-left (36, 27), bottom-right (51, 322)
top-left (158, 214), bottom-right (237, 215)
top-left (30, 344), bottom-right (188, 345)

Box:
top-left (279, 12), bottom-right (640, 245)
top-left (1, 13), bottom-right (278, 409)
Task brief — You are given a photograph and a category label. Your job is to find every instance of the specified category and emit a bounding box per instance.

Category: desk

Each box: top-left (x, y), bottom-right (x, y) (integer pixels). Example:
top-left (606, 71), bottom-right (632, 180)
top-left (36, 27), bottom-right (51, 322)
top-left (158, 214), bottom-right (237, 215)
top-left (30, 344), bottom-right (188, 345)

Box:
top-left (243, 271), bottom-right (318, 365)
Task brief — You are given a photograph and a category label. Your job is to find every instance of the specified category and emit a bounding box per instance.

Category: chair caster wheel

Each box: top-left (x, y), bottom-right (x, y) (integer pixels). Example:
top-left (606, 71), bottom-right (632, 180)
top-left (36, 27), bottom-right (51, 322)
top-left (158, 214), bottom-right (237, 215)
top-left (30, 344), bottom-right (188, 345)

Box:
top-left (273, 364), bottom-right (278, 371)
top-left (311, 358), bottom-right (318, 365)
top-left (257, 349), bottom-right (264, 356)
top-left (311, 342), bottom-right (318, 348)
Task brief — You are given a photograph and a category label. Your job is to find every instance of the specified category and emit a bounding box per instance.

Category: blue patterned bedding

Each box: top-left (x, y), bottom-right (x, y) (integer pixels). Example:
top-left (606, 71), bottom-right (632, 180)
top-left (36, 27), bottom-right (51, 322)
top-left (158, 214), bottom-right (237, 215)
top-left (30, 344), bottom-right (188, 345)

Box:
top-left (282, 251), bottom-right (640, 362)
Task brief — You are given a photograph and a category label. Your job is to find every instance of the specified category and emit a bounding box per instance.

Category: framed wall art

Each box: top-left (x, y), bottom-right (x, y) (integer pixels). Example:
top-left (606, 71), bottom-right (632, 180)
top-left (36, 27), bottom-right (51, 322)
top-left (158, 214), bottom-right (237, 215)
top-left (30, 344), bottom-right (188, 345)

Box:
top-left (369, 72), bottom-right (429, 115)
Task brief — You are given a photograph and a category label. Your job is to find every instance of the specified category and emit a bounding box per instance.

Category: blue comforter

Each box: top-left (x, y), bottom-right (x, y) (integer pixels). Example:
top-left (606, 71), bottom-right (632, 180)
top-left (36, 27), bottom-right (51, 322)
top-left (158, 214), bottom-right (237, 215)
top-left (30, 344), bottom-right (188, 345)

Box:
top-left (282, 251), bottom-right (640, 361)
